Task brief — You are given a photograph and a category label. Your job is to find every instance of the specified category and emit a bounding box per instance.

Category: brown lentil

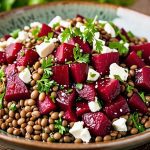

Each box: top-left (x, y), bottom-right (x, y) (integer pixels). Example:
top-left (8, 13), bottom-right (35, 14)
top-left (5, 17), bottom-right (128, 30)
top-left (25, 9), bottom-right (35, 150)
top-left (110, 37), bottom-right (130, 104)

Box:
top-left (52, 86), bottom-right (58, 92)
top-left (144, 120), bottom-right (150, 128)
top-left (32, 111), bottom-right (40, 118)
top-left (95, 136), bottom-right (103, 142)
top-left (53, 132), bottom-right (62, 140)
top-left (59, 111), bottom-right (64, 118)
top-left (42, 133), bottom-right (49, 141)
top-left (33, 135), bottom-right (41, 141)
top-left (37, 68), bottom-right (44, 75)
top-left (33, 125), bottom-right (41, 130)
top-left (28, 99), bottom-right (36, 106)
top-left (49, 124), bottom-right (54, 131)
top-left (74, 138), bottom-right (82, 143)
top-left (39, 92), bottom-right (46, 102)
top-left (17, 118), bottom-right (25, 125)
top-left (32, 73), bottom-right (41, 80)
top-left (64, 136), bottom-right (71, 143)
top-left (103, 135), bottom-right (111, 141)
top-left (130, 128), bottom-right (138, 134)
top-left (9, 110), bottom-right (15, 118)
top-left (26, 125), bottom-right (33, 133)
top-left (31, 90), bottom-right (39, 99)
top-left (30, 80), bottom-right (36, 86)
top-left (51, 112), bottom-right (59, 120)
top-left (130, 65), bottom-right (137, 70)
top-left (7, 127), bottom-right (13, 134)
top-left (13, 129), bottom-right (21, 136)
top-left (41, 118), bottom-right (48, 127)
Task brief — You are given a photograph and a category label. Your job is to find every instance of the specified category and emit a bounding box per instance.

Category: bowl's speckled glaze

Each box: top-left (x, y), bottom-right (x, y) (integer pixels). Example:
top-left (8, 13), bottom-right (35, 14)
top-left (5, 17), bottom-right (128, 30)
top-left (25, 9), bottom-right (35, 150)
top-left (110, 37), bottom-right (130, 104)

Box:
top-left (0, 1), bottom-right (150, 150)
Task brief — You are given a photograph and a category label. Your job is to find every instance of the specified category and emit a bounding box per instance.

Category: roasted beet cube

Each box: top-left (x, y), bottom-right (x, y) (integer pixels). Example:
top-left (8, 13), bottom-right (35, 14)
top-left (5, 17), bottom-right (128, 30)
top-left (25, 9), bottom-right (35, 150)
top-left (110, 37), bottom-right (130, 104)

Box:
top-left (104, 96), bottom-right (130, 120)
top-left (97, 78), bottom-right (120, 103)
top-left (82, 112), bottom-right (111, 137)
top-left (128, 93), bottom-right (148, 114)
top-left (17, 49), bottom-right (39, 66)
top-left (92, 52), bottom-right (119, 75)
top-left (4, 34), bottom-right (11, 40)
top-left (55, 43), bottom-right (75, 63)
top-left (0, 52), bottom-right (7, 64)
top-left (68, 36), bottom-right (91, 54)
top-left (125, 51), bottom-right (145, 68)
top-left (38, 23), bottom-right (52, 37)
top-left (76, 84), bottom-right (96, 101)
top-left (5, 43), bottom-right (23, 64)
top-left (56, 89), bottom-right (76, 111)
top-left (63, 109), bottom-right (77, 122)
top-left (135, 67), bottom-right (150, 91)
top-left (38, 96), bottom-right (56, 115)
top-left (5, 74), bottom-right (30, 101)
top-left (76, 14), bottom-right (85, 20)
top-left (130, 43), bottom-right (150, 65)
top-left (76, 101), bottom-right (90, 117)
top-left (5, 64), bottom-right (17, 79)
top-left (52, 65), bottom-right (70, 85)
top-left (70, 63), bottom-right (88, 83)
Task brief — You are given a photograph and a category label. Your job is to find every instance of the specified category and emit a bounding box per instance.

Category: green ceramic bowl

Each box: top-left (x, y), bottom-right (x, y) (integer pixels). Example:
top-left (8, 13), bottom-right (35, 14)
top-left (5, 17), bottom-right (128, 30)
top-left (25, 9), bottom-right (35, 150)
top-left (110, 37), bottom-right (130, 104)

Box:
top-left (0, 1), bottom-right (150, 150)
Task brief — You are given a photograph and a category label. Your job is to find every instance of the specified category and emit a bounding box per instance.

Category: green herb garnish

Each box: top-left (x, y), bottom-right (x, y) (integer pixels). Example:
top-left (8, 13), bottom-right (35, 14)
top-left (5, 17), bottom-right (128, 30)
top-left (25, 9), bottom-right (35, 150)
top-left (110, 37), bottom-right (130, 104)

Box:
top-left (94, 39), bottom-right (103, 53)
top-left (0, 69), bottom-right (5, 82)
top-left (109, 42), bottom-right (129, 56)
top-left (61, 28), bottom-right (72, 43)
top-left (53, 22), bottom-right (60, 28)
top-left (73, 44), bottom-right (90, 63)
top-left (114, 75), bottom-right (124, 83)
top-left (54, 117), bottom-right (68, 134)
top-left (42, 68), bottom-right (53, 79)
top-left (76, 83), bottom-right (83, 90)
top-left (9, 103), bottom-right (17, 111)
top-left (130, 112), bottom-right (145, 132)
top-left (0, 93), bottom-right (4, 109)
top-left (10, 29), bottom-right (21, 39)
top-left (138, 92), bottom-right (146, 102)
top-left (136, 50), bottom-right (142, 58)
top-left (32, 26), bottom-right (40, 37)
top-left (126, 85), bottom-right (134, 93)
top-left (37, 79), bottom-right (56, 94)
top-left (127, 31), bottom-right (135, 38)
top-left (20, 50), bottom-right (25, 57)
top-left (41, 57), bottom-right (54, 69)
top-left (90, 72), bottom-right (96, 78)
top-left (66, 89), bottom-right (73, 94)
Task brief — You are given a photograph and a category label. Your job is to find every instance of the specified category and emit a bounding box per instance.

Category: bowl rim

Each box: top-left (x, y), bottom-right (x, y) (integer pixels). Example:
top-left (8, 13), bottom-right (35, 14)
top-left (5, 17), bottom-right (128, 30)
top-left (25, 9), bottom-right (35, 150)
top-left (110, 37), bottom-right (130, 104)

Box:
top-left (0, 1), bottom-right (150, 149)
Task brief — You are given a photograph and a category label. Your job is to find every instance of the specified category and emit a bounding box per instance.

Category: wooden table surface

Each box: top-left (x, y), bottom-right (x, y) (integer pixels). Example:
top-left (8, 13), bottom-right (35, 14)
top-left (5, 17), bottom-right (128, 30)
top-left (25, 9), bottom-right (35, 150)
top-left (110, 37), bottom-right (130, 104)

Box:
top-left (0, 0), bottom-right (150, 149)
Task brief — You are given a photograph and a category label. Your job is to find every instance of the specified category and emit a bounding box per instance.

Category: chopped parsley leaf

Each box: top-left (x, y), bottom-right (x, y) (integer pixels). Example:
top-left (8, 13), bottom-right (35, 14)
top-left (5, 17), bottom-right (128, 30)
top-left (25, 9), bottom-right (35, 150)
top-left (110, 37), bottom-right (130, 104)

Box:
top-left (138, 92), bottom-right (146, 103)
top-left (0, 93), bottom-right (4, 109)
top-left (114, 75), bottom-right (124, 83)
top-left (10, 29), bottom-right (21, 39)
top-left (9, 103), bottom-right (17, 111)
top-left (126, 85), bottom-right (134, 93)
top-left (76, 83), bottom-right (83, 90)
top-left (136, 50), bottom-right (142, 58)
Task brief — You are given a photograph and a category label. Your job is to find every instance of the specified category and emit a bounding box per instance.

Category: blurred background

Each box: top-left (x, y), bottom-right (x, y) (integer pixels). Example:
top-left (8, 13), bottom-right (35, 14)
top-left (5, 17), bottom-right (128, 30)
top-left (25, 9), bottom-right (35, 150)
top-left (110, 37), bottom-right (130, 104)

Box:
top-left (0, 0), bottom-right (150, 15)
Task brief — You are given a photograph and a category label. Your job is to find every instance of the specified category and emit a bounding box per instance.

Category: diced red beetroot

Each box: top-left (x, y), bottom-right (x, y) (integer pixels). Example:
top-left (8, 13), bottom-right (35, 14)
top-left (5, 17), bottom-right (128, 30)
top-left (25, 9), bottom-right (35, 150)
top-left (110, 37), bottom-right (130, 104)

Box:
top-left (92, 52), bottom-right (119, 75)
top-left (76, 101), bottom-right (90, 116)
top-left (82, 112), bottom-right (111, 137)
top-left (52, 65), bottom-right (70, 85)
top-left (5, 64), bottom-right (17, 79)
top-left (0, 52), bottom-right (7, 64)
top-left (128, 93), bottom-right (148, 114)
top-left (130, 43), bottom-right (150, 65)
top-left (5, 74), bottom-right (30, 101)
top-left (38, 96), bottom-right (56, 115)
top-left (55, 43), bottom-right (75, 63)
top-left (68, 36), bottom-right (91, 54)
top-left (104, 96), bottom-right (130, 120)
top-left (38, 23), bottom-right (52, 37)
top-left (56, 89), bottom-right (76, 111)
top-left (17, 49), bottom-right (39, 66)
top-left (135, 67), bottom-right (150, 91)
top-left (5, 43), bottom-right (23, 64)
top-left (63, 109), bottom-right (77, 122)
top-left (76, 84), bottom-right (96, 101)
top-left (70, 63), bottom-right (88, 83)
top-left (4, 34), bottom-right (11, 40)
top-left (125, 51), bottom-right (145, 68)
top-left (97, 78), bottom-right (120, 104)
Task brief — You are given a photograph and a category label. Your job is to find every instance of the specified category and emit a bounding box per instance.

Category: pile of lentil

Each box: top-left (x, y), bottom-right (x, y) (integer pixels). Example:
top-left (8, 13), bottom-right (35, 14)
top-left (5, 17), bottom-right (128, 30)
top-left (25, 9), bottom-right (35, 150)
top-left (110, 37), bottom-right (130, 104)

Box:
top-left (0, 15), bottom-right (150, 143)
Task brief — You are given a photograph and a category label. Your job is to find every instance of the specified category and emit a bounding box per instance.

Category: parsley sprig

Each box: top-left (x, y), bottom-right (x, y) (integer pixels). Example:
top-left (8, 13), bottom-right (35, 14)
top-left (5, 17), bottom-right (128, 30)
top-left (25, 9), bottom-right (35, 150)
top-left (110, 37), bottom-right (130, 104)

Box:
top-left (60, 28), bottom-right (72, 43)
top-left (130, 112), bottom-right (145, 132)
top-left (32, 26), bottom-right (40, 38)
top-left (0, 69), bottom-right (5, 82)
top-left (10, 29), bottom-right (21, 39)
top-left (9, 103), bottom-right (17, 111)
top-left (0, 93), bottom-right (5, 109)
top-left (73, 44), bottom-right (90, 63)
top-left (138, 92), bottom-right (146, 103)
top-left (126, 85), bottom-right (134, 93)
top-left (54, 117), bottom-right (68, 134)
top-left (37, 57), bottom-right (56, 94)
top-left (109, 42), bottom-right (129, 56)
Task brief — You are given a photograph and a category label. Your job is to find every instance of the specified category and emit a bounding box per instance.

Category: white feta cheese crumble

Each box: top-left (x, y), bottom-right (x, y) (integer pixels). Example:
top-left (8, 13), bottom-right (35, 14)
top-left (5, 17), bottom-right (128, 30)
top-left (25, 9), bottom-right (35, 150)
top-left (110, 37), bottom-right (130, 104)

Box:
top-left (88, 97), bottom-right (101, 112)
top-left (35, 41), bottom-right (55, 57)
top-left (120, 40), bottom-right (129, 49)
top-left (104, 23), bottom-right (116, 37)
top-left (87, 68), bottom-right (100, 81)
top-left (80, 25), bottom-right (86, 33)
top-left (30, 22), bottom-right (42, 28)
top-left (69, 121), bottom-right (91, 143)
top-left (17, 31), bottom-right (29, 42)
top-left (7, 37), bottom-right (16, 45)
top-left (19, 68), bottom-right (31, 84)
top-left (48, 16), bottom-right (62, 27)
top-left (109, 63), bottom-right (128, 81)
top-left (112, 118), bottom-right (127, 132)
top-left (101, 46), bottom-right (117, 54)
top-left (76, 22), bottom-right (83, 28)
top-left (60, 20), bottom-right (71, 28)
